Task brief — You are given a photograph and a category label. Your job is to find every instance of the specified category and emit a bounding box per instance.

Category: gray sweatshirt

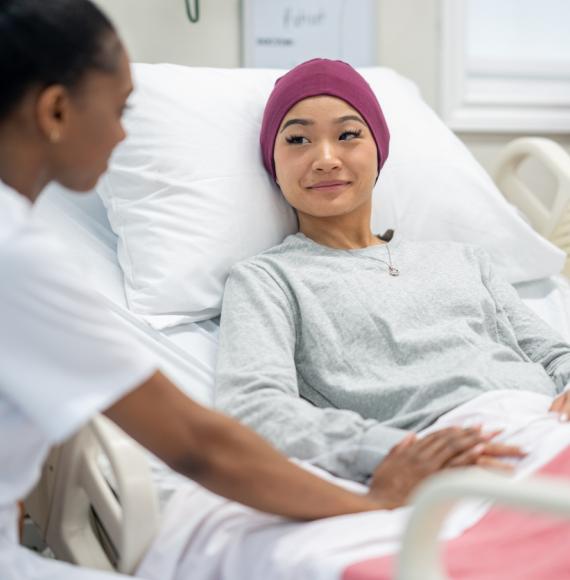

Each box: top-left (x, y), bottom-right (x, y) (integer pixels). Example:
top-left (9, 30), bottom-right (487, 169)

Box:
top-left (215, 233), bottom-right (570, 481)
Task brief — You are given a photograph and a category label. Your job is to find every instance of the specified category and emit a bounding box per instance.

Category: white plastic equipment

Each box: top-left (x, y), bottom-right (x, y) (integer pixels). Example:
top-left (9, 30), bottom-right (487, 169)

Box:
top-left (28, 417), bottom-right (159, 575)
top-left (494, 137), bottom-right (570, 267)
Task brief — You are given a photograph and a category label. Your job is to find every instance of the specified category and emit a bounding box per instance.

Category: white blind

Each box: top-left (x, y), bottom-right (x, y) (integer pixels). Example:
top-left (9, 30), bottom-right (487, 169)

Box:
top-left (441, 0), bottom-right (570, 131)
top-left (466, 0), bottom-right (570, 76)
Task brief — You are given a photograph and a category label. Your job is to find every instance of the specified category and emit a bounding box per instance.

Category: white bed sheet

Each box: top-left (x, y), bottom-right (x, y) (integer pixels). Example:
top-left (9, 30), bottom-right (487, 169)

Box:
top-left (135, 391), bottom-right (570, 580)
top-left (35, 185), bottom-right (219, 406)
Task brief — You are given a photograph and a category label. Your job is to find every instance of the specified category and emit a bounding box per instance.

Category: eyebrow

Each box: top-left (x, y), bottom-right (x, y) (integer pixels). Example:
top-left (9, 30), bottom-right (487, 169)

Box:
top-left (336, 115), bottom-right (366, 125)
top-left (280, 118), bottom-right (314, 132)
top-left (280, 114), bottom-right (366, 133)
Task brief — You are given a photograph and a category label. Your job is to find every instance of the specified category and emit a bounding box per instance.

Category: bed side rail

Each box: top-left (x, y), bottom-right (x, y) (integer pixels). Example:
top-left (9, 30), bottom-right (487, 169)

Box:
top-left (494, 137), bottom-right (570, 261)
top-left (45, 415), bottom-right (160, 575)
top-left (396, 468), bottom-right (570, 580)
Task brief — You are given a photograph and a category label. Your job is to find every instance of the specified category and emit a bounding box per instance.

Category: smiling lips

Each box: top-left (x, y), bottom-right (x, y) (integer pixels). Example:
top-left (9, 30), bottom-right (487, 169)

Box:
top-left (307, 180), bottom-right (351, 192)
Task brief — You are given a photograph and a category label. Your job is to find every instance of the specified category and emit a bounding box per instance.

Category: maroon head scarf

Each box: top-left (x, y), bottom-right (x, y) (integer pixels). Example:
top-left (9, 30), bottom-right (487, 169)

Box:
top-left (260, 58), bottom-right (390, 181)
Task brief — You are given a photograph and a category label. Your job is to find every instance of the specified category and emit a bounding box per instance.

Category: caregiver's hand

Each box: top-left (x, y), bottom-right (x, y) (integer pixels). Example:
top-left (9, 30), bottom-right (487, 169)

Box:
top-left (549, 391), bottom-right (570, 421)
top-left (368, 427), bottom-right (492, 509)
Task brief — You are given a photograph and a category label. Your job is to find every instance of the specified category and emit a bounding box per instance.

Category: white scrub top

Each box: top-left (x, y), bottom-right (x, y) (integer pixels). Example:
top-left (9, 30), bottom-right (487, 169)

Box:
top-left (0, 181), bottom-right (157, 579)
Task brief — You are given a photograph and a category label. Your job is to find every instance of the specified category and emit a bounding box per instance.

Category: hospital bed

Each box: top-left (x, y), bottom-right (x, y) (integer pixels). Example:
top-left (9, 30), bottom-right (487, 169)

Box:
top-left (24, 62), bottom-right (570, 579)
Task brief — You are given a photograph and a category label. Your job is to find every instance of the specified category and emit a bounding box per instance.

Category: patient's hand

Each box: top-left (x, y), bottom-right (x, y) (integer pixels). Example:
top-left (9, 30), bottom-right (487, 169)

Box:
top-left (475, 431), bottom-right (526, 472)
top-left (549, 391), bottom-right (570, 421)
top-left (368, 427), bottom-right (523, 509)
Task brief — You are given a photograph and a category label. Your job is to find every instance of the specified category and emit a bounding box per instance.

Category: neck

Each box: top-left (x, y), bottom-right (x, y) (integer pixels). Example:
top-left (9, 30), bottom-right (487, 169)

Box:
top-left (297, 201), bottom-right (382, 250)
top-left (0, 117), bottom-right (50, 204)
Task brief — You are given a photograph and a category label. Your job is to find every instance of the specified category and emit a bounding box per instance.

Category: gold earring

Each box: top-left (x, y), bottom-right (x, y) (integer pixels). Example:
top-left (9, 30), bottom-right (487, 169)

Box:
top-left (50, 130), bottom-right (61, 144)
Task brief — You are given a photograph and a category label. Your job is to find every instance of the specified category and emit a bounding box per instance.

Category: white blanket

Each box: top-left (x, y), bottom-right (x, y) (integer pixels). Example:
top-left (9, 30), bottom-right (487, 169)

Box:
top-left (136, 390), bottom-right (570, 580)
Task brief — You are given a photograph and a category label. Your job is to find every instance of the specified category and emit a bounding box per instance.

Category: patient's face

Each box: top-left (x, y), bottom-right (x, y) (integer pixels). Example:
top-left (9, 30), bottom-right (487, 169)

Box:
top-left (273, 96), bottom-right (378, 219)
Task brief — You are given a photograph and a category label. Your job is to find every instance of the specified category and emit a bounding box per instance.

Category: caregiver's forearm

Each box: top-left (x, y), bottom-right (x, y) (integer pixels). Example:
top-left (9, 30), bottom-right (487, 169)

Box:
top-left (106, 371), bottom-right (382, 519)
top-left (174, 407), bottom-right (384, 519)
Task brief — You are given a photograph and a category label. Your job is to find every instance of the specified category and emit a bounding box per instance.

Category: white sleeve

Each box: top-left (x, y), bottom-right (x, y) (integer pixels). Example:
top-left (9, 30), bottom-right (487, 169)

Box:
top-left (0, 222), bottom-right (157, 444)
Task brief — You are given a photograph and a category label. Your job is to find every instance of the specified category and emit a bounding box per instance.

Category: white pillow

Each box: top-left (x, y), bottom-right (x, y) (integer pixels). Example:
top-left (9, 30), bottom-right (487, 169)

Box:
top-left (97, 63), bottom-right (565, 329)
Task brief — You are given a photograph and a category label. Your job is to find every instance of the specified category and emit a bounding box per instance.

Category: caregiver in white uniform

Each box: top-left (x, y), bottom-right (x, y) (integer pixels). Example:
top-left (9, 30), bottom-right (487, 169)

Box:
top-left (0, 1), bottom-right (498, 578)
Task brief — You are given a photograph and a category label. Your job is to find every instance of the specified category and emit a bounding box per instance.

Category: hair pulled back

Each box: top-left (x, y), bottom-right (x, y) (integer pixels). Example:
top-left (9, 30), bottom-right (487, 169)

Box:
top-left (0, 0), bottom-right (118, 120)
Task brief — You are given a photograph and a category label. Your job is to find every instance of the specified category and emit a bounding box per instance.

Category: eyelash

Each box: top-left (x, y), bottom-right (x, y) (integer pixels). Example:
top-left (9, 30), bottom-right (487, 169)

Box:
top-left (340, 128), bottom-right (362, 141)
top-left (285, 134), bottom-right (307, 145)
top-left (285, 128), bottom-right (362, 145)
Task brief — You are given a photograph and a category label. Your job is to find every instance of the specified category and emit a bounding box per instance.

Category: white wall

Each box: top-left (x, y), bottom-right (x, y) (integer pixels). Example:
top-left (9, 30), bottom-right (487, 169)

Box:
top-left (94, 0), bottom-right (570, 178)
top-left (93, 0), bottom-right (242, 67)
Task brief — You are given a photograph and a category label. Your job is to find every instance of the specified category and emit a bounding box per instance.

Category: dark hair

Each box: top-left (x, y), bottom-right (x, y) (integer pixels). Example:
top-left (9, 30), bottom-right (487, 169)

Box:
top-left (0, 0), bottom-right (120, 120)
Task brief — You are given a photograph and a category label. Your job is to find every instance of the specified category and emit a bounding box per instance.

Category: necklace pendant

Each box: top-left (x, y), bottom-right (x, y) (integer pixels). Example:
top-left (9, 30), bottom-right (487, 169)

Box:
top-left (388, 265), bottom-right (400, 277)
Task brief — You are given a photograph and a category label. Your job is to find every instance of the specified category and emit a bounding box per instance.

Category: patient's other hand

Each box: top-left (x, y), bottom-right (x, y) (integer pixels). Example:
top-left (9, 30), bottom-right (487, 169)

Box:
top-left (474, 430), bottom-right (526, 472)
top-left (550, 391), bottom-right (570, 421)
top-left (368, 427), bottom-right (500, 510)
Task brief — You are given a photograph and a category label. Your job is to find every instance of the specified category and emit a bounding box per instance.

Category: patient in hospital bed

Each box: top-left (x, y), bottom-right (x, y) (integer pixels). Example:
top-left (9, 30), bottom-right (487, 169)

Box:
top-left (129, 60), bottom-right (570, 580)
top-left (214, 58), bottom-right (570, 484)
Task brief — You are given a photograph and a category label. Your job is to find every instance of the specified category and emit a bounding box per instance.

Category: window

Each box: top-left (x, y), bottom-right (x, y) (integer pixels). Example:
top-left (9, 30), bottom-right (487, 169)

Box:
top-left (441, 0), bottom-right (570, 132)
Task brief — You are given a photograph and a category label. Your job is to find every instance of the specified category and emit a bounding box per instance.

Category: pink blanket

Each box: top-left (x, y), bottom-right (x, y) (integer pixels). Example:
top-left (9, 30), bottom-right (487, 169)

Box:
top-left (344, 445), bottom-right (570, 580)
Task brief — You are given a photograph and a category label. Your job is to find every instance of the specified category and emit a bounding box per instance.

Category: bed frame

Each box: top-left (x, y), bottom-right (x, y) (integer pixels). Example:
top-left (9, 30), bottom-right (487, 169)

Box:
top-left (24, 137), bottom-right (570, 578)
top-left (494, 137), bottom-right (570, 274)
top-left (25, 417), bottom-right (159, 574)
top-left (396, 464), bottom-right (570, 579)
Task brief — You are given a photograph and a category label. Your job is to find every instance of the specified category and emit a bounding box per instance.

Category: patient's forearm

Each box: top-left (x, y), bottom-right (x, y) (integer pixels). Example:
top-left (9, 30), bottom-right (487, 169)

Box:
top-left (483, 254), bottom-right (570, 390)
top-left (105, 372), bottom-right (381, 519)
top-left (218, 385), bottom-right (406, 482)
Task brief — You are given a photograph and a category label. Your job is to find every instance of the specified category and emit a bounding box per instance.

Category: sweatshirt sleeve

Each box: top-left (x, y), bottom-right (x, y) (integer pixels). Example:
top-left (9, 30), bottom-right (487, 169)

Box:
top-left (477, 248), bottom-right (570, 393)
top-left (215, 261), bottom-right (407, 482)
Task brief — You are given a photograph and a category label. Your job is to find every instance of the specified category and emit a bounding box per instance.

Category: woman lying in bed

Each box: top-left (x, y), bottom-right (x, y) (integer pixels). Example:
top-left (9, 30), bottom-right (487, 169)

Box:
top-left (138, 60), bottom-right (570, 580)
top-left (215, 58), bottom-right (570, 483)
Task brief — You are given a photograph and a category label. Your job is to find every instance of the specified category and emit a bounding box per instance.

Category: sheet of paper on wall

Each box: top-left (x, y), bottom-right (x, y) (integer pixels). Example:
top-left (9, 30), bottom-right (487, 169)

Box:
top-left (241, 0), bottom-right (376, 68)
